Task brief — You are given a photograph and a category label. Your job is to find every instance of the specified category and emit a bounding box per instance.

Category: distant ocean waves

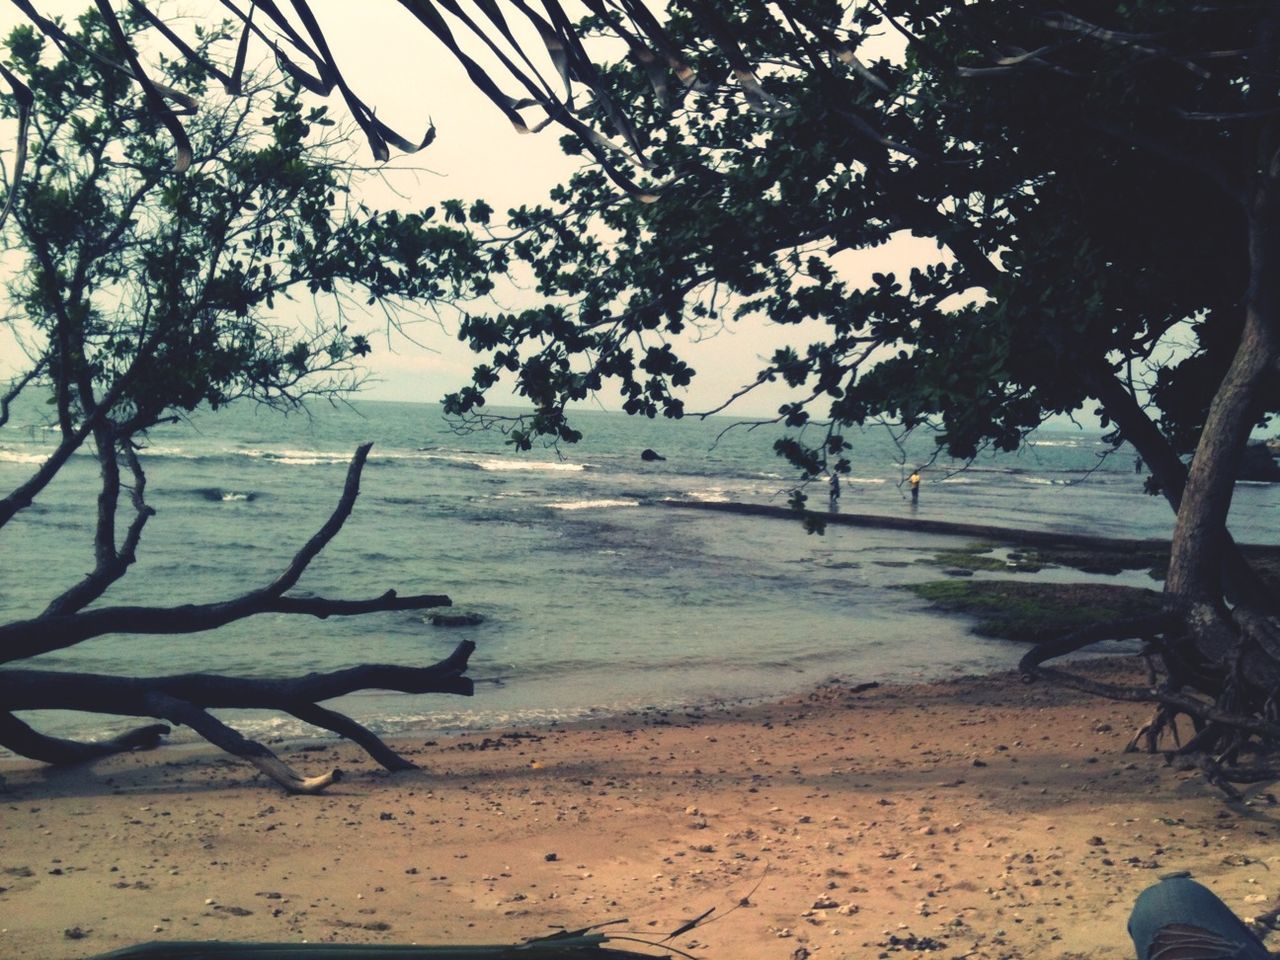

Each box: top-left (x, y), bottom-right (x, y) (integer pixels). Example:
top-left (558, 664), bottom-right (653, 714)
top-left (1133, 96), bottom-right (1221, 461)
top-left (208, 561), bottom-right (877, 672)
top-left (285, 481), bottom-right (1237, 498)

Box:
top-left (5, 400), bottom-right (1274, 754)
top-left (193, 487), bottom-right (258, 503)
top-left (0, 441), bottom-right (592, 473)
top-left (0, 440), bottom-right (834, 496)
top-left (0, 446), bottom-right (53, 465)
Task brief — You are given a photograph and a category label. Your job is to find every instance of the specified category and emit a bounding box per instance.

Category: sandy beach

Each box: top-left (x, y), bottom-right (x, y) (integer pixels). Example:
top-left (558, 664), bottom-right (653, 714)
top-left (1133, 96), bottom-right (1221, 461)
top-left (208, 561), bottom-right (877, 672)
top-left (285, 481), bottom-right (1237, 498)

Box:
top-left (2, 658), bottom-right (1277, 960)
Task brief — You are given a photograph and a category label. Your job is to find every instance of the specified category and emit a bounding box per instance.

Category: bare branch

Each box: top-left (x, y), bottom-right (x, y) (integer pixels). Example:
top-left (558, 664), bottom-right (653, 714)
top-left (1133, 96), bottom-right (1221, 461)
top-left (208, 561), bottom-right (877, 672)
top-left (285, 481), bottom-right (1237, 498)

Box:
top-left (0, 640), bottom-right (475, 792)
top-left (141, 691), bottom-right (339, 794)
top-left (0, 712), bottom-right (169, 764)
top-left (0, 360), bottom-right (44, 429)
top-left (1018, 613), bottom-right (1173, 677)
top-left (0, 588), bottom-right (452, 665)
top-left (261, 441), bottom-right (372, 596)
top-left (0, 444), bottom-right (450, 663)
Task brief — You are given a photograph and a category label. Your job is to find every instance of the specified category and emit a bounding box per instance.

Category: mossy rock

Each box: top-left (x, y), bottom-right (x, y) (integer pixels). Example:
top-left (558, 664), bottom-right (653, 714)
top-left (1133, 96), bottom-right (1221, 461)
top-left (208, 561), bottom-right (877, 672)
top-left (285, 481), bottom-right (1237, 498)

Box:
top-left (919, 543), bottom-right (1045, 574)
top-left (905, 580), bottom-right (1164, 644)
top-left (427, 611), bottom-right (486, 628)
top-left (920, 540), bottom-right (1167, 578)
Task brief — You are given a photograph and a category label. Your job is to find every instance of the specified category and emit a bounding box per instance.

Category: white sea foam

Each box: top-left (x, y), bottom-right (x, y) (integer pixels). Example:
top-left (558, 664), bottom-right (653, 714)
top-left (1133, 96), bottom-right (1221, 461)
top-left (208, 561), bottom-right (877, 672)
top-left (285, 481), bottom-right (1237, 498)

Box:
top-left (546, 498), bottom-right (639, 510)
top-left (241, 448), bottom-right (351, 466)
top-left (0, 449), bottom-right (48, 464)
top-left (685, 489), bottom-right (731, 502)
top-left (137, 445), bottom-right (203, 459)
top-left (421, 452), bottom-right (589, 473)
top-left (477, 457), bottom-right (588, 473)
top-left (220, 491), bottom-right (252, 502)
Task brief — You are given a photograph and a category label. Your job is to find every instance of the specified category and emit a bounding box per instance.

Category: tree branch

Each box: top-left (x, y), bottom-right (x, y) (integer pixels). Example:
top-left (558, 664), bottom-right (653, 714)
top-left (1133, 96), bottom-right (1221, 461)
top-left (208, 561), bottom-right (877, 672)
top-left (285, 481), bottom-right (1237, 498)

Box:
top-left (262, 441), bottom-right (372, 596)
top-left (0, 360), bottom-right (44, 428)
top-left (0, 640), bottom-right (474, 793)
top-left (0, 711), bottom-right (169, 764)
top-left (40, 440), bottom-right (157, 618)
top-left (0, 590), bottom-right (451, 665)
top-left (141, 692), bottom-right (339, 794)
top-left (0, 323), bottom-right (168, 532)
top-left (1018, 613), bottom-right (1172, 677)
top-left (1, 445), bottom-right (450, 663)
top-left (0, 643), bottom-right (476, 713)
top-left (286, 702), bottom-right (416, 771)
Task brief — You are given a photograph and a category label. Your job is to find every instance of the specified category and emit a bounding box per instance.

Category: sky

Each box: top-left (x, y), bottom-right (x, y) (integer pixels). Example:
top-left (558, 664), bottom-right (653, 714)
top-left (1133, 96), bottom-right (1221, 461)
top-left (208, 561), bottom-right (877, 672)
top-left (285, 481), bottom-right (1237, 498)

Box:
top-left (0, 3), bottom-right (1073, 427)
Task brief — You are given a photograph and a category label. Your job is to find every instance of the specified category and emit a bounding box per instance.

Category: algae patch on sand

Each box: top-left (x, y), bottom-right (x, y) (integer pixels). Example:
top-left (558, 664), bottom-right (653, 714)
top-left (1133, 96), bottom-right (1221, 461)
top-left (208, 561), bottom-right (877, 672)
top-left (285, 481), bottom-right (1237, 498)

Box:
top-left (905, 580), bottom-right (1164, 644)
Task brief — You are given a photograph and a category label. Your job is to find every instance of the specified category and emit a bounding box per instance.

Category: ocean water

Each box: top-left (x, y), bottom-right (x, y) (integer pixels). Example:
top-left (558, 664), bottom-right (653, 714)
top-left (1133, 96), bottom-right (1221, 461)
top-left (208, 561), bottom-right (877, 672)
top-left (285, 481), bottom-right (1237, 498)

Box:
top-left (1, 400), bottom-right (1275, 747)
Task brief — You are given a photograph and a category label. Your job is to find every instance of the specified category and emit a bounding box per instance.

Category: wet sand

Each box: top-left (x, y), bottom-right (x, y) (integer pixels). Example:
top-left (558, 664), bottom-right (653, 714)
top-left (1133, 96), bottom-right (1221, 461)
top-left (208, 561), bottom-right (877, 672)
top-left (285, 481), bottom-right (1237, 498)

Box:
top-left (2, 658), bottom-right (1278, 960)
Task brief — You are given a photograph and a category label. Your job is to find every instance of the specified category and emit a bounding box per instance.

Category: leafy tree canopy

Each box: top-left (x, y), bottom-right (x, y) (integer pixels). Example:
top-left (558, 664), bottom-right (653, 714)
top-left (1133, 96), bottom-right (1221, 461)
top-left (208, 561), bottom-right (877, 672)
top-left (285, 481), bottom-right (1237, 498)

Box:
top-left (434, 0), bottom-right (1280, 785)
top-left (0, 9), bottom-right (499, 789)
top-left (1, 8), bottom-right (499, 443)
top-left (440, 0), bottom-right (1277, 487)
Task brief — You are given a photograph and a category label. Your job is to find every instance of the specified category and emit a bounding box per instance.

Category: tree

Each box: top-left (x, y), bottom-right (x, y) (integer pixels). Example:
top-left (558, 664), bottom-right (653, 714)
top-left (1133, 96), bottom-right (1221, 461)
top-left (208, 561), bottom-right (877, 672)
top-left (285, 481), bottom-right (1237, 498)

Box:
top-left (0, 11), bottom-right (500, 793)
top-left (432, 2), bottom-right (1280, 787)
top-left (7, 2), bottom-right (1279, 787)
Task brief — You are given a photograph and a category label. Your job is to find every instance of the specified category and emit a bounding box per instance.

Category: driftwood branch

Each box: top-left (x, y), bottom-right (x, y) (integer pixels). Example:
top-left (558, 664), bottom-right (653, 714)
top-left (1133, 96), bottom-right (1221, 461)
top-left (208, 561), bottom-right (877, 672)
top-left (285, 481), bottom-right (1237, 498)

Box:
top-left (142, 692), bottom-right (340, 794)
top-left (1, 441), bottom-right (467, 793)
top-left (0, 712), bottom-right (169, 764)
top-left (0, 444), bottom-right (451, 664)
top-left (263, 442), bottom-right (374, 596)
top-left (42, 437), bottom-right (157, 618)
top-left (0, 590), bottom-right (452, 664)
top-left (0, 640), bottom-right (475, 793)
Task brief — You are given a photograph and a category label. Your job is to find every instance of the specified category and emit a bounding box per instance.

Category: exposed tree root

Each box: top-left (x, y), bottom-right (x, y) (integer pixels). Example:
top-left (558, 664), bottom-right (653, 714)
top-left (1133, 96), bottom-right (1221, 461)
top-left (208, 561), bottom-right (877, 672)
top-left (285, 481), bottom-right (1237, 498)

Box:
top-left (1021, 609), bottom-right (1280, 797)
top-left (1125, 704), bottom-right (1184, 754)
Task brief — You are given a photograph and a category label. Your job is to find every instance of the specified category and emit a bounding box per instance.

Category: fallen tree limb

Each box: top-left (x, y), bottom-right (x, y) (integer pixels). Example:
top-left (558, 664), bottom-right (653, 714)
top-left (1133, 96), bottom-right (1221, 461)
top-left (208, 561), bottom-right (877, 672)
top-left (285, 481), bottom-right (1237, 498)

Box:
top-left (0, 589), bottom-right (453, 663)
top-left (0, 444), bottom-right (451, 664)
top-left (0, 712), bottom-right (169, 764)
top-left (0, 641), bottom-right (475, 793)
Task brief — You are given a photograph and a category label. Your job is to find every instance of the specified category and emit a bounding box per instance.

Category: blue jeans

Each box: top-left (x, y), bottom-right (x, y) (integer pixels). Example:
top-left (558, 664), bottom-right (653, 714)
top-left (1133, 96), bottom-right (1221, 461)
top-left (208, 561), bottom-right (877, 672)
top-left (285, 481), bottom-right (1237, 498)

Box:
top-left (1129, 876), bottom-right (1271, 959)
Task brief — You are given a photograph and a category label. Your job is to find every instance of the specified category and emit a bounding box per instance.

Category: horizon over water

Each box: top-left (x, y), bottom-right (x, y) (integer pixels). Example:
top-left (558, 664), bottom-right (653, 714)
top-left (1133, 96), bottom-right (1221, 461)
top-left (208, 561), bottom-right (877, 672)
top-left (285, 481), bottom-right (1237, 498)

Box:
top-left (1, 398), bottom-right (1276, 749)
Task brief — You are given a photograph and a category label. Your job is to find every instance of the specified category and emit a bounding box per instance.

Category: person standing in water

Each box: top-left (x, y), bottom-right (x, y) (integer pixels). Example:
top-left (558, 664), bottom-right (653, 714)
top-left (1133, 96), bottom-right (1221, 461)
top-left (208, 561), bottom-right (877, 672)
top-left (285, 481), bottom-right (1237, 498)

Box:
top-left (829, 472), bottom-right (841, 511)
top-left (909, 470), bottom-right (921, 503)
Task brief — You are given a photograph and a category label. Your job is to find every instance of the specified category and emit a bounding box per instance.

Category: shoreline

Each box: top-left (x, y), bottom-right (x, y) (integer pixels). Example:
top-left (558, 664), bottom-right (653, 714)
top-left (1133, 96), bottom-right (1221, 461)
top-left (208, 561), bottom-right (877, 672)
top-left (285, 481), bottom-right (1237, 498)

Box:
top-left (4, 658), bottom-right (1280, 960)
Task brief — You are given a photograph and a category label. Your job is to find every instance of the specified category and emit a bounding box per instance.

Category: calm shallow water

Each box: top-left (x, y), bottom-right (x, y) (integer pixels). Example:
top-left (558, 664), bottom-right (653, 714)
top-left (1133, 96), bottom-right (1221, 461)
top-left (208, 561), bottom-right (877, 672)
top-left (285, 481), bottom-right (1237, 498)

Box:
top-left (1, 400), bottom-right (1275, 745)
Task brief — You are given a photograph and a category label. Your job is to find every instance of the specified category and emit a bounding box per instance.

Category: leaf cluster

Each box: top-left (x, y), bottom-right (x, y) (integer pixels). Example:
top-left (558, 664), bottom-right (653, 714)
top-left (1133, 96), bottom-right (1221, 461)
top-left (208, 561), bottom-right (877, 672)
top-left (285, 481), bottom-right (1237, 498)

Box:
top-left (442, 0), bottom-right (1279, 478)
top-left (2, 9), bottom-right (493, 436)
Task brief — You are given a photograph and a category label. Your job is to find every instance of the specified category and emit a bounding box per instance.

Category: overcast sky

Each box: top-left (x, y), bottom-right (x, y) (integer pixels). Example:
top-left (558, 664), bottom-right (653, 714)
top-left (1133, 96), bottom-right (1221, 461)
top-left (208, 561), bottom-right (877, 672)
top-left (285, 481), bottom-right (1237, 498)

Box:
top-left (0, 2), bottom-right (966, 422)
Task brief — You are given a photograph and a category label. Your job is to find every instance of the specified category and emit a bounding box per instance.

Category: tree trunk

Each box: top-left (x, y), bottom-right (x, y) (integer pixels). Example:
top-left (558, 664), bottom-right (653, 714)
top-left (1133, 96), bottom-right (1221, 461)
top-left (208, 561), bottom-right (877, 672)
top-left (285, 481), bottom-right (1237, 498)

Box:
top-left (1166, 176), bottom-right (1280, 650)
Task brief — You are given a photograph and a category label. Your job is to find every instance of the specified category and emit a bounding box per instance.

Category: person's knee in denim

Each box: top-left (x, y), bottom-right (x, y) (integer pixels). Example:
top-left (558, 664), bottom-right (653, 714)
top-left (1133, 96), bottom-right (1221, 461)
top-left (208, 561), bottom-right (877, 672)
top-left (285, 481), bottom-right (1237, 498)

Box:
top-left (1129, 875), bottom-right (1271, 960)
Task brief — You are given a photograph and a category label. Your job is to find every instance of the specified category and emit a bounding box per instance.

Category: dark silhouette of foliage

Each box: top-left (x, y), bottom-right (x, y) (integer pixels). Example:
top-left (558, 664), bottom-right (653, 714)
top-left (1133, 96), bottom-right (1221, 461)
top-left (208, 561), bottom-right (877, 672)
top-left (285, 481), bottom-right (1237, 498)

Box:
top-left (0, 11), bottom-right (498, 792)
top-left (5, 1), bottom-right (1280, 789)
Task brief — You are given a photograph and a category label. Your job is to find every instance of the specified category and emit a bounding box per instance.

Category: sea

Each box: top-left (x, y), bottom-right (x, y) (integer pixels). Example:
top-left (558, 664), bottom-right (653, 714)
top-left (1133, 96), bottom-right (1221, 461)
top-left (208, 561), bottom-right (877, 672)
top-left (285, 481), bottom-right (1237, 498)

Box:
top-left (1, 399), bottom-right (1276, 748)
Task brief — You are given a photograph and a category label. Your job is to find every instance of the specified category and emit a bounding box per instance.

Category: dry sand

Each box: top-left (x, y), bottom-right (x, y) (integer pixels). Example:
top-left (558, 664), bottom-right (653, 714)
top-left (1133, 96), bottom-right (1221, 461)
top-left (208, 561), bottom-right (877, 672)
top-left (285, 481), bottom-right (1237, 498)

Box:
top-left (3, 658), bottom-right (1278, 960)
